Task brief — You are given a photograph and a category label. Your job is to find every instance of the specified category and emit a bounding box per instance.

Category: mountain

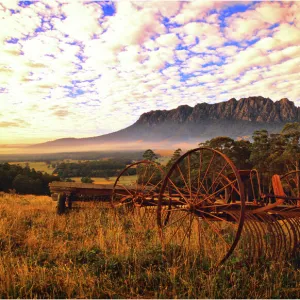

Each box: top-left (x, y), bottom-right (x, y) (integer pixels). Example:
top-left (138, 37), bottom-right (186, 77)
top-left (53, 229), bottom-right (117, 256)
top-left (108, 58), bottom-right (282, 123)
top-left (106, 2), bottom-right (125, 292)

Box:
top-left (31, 96), bottom-right (300, 149)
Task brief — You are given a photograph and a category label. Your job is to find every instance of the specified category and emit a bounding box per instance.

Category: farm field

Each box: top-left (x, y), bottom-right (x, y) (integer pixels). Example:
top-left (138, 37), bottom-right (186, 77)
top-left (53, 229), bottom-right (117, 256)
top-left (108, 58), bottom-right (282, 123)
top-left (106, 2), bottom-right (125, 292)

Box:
top-left (70, 175), bottom-right (137, 185)
top-left (9, 161), bottom-right (56, 174)
top-left (0, 193), bottom-right (300, 298)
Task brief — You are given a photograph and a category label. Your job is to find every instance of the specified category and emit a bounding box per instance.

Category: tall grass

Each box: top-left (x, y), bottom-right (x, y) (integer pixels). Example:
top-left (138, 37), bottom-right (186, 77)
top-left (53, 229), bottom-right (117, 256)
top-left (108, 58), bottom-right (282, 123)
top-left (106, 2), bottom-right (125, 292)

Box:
top-left (0, 193), bottom-right (299, 298)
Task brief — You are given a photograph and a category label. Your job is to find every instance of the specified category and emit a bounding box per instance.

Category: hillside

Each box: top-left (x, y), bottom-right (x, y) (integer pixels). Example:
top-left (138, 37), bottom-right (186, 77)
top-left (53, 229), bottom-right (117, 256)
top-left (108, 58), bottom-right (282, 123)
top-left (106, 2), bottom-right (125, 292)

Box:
top-left (30, 96), bottom-right (300, 149)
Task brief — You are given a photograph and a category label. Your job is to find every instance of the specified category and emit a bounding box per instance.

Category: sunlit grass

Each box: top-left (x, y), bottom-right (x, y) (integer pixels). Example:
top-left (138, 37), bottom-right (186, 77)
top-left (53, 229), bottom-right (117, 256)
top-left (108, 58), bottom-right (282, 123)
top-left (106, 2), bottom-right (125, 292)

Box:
top-left (71, 175), bottom-right (137, 185)
top-left (0, 193), bottom-right (299, 298)
top-left (8, 161), bottom-right (56, 174)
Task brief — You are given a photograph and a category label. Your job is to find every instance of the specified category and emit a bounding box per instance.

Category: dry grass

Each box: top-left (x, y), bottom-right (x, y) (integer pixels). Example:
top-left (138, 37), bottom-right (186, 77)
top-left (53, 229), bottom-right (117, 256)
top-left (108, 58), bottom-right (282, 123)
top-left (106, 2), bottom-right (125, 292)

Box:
top-left (0, 193), bottom-right (299, 298)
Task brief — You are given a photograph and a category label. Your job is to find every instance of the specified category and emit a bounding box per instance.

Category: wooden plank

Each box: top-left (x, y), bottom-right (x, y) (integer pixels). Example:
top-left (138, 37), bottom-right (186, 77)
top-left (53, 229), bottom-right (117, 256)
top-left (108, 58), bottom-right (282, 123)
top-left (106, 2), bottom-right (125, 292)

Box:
top-left (49, 181), bottom-right (114, 190)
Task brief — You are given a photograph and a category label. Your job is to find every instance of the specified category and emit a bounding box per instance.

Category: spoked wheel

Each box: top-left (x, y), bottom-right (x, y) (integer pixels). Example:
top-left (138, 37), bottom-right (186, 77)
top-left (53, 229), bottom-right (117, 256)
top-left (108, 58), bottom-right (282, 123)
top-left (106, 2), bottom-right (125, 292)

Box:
top-left (280, 170), bottom-right (300, 205)
top-left (112, 160), bottom-right (165, 229)
top-left (157, 147), bottom-right (245, 270)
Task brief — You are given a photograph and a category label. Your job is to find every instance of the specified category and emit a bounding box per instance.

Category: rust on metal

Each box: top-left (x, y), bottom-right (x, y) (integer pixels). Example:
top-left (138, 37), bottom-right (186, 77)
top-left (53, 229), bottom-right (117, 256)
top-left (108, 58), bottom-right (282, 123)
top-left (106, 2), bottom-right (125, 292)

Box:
top-left (49, 148), bottom-right (300, 270)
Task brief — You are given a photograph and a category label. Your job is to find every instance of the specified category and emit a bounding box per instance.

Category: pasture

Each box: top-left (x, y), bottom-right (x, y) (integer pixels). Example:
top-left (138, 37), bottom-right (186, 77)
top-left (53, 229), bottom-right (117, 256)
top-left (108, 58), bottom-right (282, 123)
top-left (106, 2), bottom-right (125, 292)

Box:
top-left (0, 193), bottom-right (299, 298)
top-left (70, 175), bottom-right (137, 185)
top-left (8, 161), bottom-right (56, 174)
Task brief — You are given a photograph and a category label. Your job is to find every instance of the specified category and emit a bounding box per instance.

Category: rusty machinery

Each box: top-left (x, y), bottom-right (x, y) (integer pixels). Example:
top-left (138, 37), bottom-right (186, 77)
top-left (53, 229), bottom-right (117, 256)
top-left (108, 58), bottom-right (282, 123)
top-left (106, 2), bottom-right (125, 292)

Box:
top-left (50, 147), bottom-right (300, 270)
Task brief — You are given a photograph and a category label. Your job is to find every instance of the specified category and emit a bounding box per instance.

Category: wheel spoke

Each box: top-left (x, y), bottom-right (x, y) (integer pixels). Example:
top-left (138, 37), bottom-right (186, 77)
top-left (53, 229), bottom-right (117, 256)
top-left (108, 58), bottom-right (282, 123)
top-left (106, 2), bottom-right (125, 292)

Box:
top-left (202, 215), bottom-right (231, 250)
top-left (195, 179), bottom-right (237, 206)
top-left (157, 147), bottom-right (244, 270)
top-left (176, 164), bottom-right (191, 198)
top-left (167, 177), bottom-right (190, 204)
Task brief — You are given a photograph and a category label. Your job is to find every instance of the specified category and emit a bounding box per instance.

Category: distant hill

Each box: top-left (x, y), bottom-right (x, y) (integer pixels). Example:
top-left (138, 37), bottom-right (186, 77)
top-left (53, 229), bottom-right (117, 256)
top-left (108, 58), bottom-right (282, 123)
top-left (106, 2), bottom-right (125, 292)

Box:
top-left (30, 96), bottom-right (300, 149)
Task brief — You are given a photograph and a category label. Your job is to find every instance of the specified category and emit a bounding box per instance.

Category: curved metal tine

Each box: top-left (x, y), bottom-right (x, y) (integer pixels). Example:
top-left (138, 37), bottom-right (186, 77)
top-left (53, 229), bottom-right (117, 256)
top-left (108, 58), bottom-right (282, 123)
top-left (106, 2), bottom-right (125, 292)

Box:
top-left (249, 213), bottom-right (266, 261)
top-left (291, 218), bottom-right (300, 255)
top-left (282, 216), bottom-right (293, 257)
top-left (248, 216), bottom-right (261, 262)
top-left (264, 213), bottom-right (280, 260)
top-left (253, 213), bottom-right (272, 260)
top-left (244, 213), bottom-right (262, 262)
top-left (261, 213), bottom-right (282, 260)
top-left (271, 214), bottom-right (286, 259)
top-left (240, 218), bottom-right (253, 262)
top-left (224, 211), bottom-right (246, 259)
top-left (279, 216), bottom-right (294, 258)
top-left (285, 217), bottom-right (298, 256)
top-left (236, 211), bottom-right (260, 263)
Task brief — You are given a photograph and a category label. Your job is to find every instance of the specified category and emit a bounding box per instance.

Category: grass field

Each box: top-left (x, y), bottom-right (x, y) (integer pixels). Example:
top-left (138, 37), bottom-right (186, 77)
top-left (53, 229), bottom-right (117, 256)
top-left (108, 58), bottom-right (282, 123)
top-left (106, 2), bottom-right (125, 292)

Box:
top-left (0, 193), bottom-right (299, 298)
top-left (71, 175), bottom-right (137, 185)
top-left (9, 161), bottom-right (56, 174)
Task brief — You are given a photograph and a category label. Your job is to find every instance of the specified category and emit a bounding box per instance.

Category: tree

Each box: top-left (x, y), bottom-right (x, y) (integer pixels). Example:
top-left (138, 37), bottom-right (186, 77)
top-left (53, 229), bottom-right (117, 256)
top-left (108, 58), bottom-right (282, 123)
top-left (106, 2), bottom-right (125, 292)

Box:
top-left (231, 140), bottom-right (252, 170)
top-left (166, 148), bottom-right (182, 171)
top-left (64, 178), bottom-right (75, 182)
top-left (249, 130), bottom-right (271, 191)
top-left (267, 133), bottom-right (287, 174)
top-left (12, 174), bottom-right (43, 195)
top-left (142, 149), bottom-right (158, 161)
top-left (281, 122), bottom-right (300, 172)
top-left (204, 136), bottom-right (235, 153)
top-left (81, 176), bottom-right (94, 184)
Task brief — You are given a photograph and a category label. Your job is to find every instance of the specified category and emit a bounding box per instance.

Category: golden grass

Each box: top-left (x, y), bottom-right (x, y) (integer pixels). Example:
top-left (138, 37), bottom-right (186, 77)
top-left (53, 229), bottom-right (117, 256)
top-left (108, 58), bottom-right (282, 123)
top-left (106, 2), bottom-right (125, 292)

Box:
top-left (0, 193), bottom-right (299, 298)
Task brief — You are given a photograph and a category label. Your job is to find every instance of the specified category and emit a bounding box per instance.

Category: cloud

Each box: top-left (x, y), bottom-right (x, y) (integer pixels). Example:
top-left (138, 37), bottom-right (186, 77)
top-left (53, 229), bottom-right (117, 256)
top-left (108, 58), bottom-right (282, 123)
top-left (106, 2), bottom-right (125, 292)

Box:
top-left (0, 0), bottom-right (299, 144)
top-left (52, 109), bottom-right (70, 118)
top-left (0, 120), bottom-right (28, 128)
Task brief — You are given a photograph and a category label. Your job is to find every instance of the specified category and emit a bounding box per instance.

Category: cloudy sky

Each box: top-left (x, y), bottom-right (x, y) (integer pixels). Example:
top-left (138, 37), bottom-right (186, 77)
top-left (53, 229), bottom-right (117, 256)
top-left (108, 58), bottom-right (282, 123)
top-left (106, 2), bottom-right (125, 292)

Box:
top-left (0, 0), bottom-right (299, 144)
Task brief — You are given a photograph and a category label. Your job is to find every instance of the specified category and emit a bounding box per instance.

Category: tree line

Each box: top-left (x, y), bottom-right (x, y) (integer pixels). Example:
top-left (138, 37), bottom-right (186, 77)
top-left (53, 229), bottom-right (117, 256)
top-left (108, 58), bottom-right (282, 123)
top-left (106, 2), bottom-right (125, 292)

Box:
top-left (54, 159), bottom-right (135, 179)
top-left (160, 122), bottom-right (300, 191)
top-left (0, 163), bottom-right (60, 195)
top-left (1, 122), bottom-right (298, 196)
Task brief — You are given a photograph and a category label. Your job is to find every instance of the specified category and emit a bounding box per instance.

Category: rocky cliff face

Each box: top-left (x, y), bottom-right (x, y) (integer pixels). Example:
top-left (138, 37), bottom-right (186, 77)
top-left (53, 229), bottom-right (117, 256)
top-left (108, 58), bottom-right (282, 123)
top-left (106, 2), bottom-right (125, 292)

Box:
top-left (136, 96), bottom-right (300, 126)
top-left (31, 96), bottom-right (300, 149)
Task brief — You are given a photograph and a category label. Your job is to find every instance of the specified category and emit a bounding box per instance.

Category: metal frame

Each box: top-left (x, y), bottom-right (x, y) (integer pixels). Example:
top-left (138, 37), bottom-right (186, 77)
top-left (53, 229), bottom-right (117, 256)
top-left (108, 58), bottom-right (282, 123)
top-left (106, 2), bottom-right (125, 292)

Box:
top-left (49, 148), bottom-right (300, 270)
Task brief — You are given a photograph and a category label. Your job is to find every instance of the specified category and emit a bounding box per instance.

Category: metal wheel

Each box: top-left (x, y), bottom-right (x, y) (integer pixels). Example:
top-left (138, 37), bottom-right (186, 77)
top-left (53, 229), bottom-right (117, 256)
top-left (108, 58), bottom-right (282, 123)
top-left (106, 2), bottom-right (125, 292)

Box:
top-left (157, 147), bottom-right (245, 269)
top-left (112, 160), bottom-right (165, 228)
top-left (280, 170), bottom-right (300, 205)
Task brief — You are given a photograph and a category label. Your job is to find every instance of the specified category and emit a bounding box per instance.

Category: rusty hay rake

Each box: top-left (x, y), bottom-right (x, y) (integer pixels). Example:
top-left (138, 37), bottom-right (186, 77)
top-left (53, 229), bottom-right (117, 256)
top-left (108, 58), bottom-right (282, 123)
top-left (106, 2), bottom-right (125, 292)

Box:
top-left (50, 147), bottom-right (300, 270)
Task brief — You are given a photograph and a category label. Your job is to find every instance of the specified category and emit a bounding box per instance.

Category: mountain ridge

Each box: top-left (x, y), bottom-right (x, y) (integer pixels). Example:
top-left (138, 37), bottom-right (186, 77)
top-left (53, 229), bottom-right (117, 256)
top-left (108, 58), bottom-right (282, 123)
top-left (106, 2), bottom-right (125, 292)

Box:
top-left (30, 96), bottom-right (300, 149)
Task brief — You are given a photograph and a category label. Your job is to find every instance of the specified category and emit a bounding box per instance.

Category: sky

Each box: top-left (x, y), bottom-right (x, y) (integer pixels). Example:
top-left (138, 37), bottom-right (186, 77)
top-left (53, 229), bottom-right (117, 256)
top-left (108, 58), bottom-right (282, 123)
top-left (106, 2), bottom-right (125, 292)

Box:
top-left (0, 0), bottom-right (299, 144)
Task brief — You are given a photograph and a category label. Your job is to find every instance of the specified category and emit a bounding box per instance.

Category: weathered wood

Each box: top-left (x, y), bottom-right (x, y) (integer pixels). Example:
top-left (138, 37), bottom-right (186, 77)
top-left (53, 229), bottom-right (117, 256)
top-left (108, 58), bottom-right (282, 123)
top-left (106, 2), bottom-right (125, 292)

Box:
top-left (49, 181), bottom-right (127, 200)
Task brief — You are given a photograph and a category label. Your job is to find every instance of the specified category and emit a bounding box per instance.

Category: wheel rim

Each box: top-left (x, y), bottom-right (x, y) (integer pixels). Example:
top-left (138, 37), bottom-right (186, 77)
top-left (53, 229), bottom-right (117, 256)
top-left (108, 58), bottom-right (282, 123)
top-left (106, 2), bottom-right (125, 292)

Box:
top-left (158, 147), bottom-right (245, 269)
top-left (112, 160), bottom-right (165, 228)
